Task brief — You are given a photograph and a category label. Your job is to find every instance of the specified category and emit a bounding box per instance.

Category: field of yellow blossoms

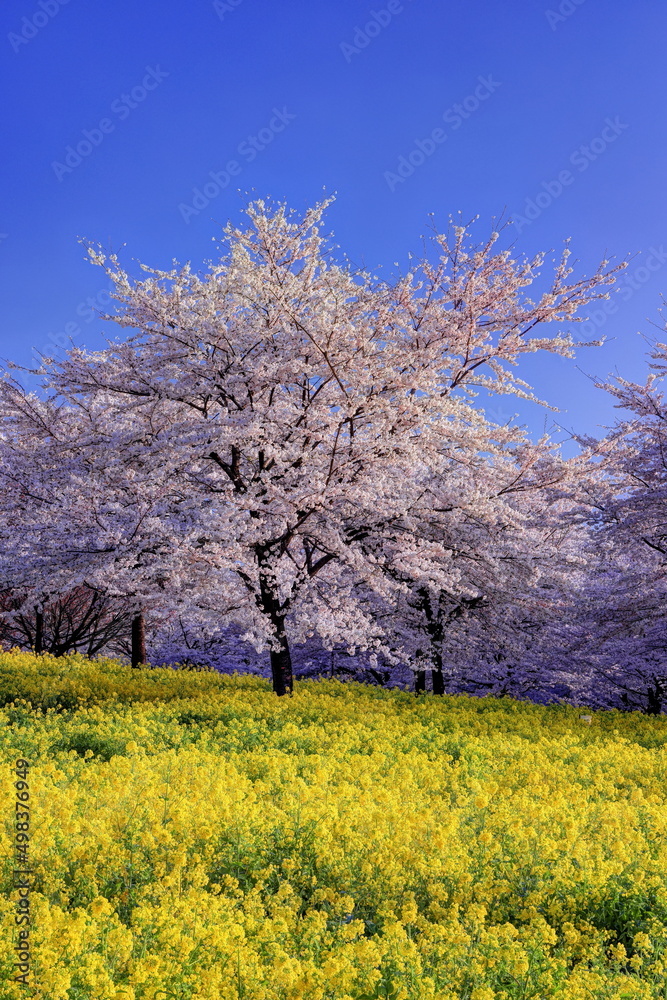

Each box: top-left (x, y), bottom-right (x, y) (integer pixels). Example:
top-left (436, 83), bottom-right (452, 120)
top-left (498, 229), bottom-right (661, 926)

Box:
top-left (1, 651), bottom-right (667, 999)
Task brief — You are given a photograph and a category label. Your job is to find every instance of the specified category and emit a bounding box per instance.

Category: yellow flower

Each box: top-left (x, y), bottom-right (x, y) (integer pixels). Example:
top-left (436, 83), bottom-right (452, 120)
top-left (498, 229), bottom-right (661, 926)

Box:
top-left (89, 896), bottom-right (114, 918)
top-left (0, 648), bottom-right (665, 999)
top-left (633, 931), bottom-right (652, 953)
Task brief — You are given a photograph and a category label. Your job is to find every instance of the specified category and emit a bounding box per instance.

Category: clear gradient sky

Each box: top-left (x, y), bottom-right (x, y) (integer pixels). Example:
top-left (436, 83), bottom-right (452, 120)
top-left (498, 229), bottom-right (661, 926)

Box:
top-left (1, 0), bottom-right (666, 454)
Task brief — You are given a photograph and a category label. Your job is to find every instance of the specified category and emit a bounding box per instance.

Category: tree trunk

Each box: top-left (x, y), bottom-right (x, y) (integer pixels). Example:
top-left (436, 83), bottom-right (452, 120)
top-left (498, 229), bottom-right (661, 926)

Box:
top-left (432, 665), bottom-right (445, 696)
top-left (415, 667), bottom-right (426, 694)
top-left (269, 623), bottom-right (293, 696)
top-left (34, 610), bottom-right (44, 655)
top-left (428, 637), bottom-right (445, 695)
top-left (256, 550), bottom-right (294, 696)
top-left (131, 612), bottom-right (146, 668)
top-left (647, 676), bottom-right (663, 716)
top-left (418, 587), bottom-right (446, 695)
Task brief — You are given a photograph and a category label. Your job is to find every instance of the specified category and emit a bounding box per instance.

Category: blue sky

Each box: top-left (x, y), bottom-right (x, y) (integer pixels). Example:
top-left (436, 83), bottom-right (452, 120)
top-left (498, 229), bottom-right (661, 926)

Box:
top-left (1, 0), bottom-right (666, 454)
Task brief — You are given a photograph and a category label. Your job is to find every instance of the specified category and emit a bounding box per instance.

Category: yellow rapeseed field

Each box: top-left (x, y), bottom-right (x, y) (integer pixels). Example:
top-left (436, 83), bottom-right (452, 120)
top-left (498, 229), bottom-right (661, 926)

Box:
top-left (1, 650), bottom-right (667, 999)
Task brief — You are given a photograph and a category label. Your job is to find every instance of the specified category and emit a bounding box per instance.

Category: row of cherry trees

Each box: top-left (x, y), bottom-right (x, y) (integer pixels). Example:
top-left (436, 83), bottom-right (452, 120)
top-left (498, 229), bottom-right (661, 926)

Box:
top-left (1, 199), bottom-right (665, 711)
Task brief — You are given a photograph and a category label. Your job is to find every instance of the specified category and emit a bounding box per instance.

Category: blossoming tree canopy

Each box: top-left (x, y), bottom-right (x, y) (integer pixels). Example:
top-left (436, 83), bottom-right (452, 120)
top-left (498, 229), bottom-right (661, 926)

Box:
top-left (20, 198), bottom-right (622, 694)
top-left (0, 380), bottom-right (242, 664)
top-left (558, 333), bottom-right (667, 713)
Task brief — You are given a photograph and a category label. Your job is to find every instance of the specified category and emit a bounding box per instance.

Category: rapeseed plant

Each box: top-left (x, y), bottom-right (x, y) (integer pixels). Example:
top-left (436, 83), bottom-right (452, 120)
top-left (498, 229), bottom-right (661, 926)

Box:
top-left (0, 649), bottom-right (666, 998)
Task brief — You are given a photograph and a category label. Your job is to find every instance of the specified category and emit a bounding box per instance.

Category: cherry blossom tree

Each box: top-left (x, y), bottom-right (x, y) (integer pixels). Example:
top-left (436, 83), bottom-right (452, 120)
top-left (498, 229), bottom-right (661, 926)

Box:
top-left (342, 428), bottom-right (597, 699)
top-left (0, 377), bottom-right (222, 666)
top-left (10, 198), bottom-right (621, 695)
top-left (556, 329), bottom-right (667, 714)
